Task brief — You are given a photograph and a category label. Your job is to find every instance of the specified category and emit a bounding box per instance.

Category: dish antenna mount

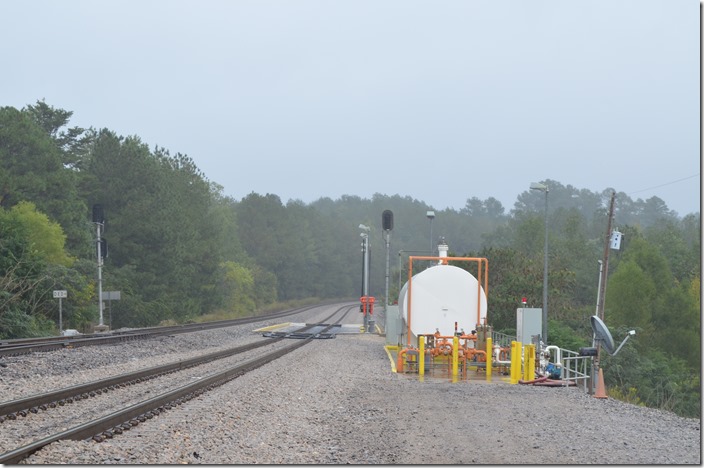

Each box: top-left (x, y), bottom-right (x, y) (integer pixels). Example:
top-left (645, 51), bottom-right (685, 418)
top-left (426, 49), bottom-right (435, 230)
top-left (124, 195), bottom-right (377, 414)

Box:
top-left (579, 316), bottom-right (635, 356)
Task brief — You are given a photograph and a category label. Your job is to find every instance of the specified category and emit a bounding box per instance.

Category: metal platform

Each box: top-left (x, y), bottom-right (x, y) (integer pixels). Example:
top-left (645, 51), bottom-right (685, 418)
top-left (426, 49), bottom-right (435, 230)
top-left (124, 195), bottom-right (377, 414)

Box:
top-left (255, 322), bottom-right (363, 340)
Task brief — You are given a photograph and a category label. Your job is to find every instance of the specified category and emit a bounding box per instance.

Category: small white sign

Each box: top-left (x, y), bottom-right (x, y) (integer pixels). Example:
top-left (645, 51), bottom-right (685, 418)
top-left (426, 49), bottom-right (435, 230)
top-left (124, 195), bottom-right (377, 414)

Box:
top-left (53, 290), bottom-right (68, 299)
top-left (101, 291), bottom-right (121, 301)
top-left (610, 231), bottom-right (622, 250)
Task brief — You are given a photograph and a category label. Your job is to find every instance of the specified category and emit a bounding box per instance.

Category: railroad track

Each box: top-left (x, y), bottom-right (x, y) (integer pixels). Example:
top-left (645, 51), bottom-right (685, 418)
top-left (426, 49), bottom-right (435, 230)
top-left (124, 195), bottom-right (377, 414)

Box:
top-left (0, 304), bottom-right (355, 464)
top-left (0, 302), bottom-right (339, 358)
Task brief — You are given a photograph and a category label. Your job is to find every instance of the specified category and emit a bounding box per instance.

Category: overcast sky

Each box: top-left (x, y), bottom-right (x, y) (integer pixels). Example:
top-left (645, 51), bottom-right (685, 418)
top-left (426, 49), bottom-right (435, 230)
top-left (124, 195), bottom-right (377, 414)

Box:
top-left (2, 0), bottom-right (700, 216)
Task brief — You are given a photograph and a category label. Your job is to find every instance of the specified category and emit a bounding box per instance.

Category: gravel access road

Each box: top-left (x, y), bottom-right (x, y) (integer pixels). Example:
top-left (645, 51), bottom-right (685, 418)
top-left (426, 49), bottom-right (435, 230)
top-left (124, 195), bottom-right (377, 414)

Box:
top-left (1, 306), bottom-right (700, 464)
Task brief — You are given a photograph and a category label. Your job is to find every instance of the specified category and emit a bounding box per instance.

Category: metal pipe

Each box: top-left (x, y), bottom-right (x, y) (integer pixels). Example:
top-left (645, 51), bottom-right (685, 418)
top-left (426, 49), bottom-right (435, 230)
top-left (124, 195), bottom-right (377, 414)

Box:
top-left (476, 259), bottom-right (482, 327)
top-left (396, 348), bottom-right (409, 373)
top-left (493, 345), bottom-right (512, 364)
top-left (545, 345), bottom-right (562, 365)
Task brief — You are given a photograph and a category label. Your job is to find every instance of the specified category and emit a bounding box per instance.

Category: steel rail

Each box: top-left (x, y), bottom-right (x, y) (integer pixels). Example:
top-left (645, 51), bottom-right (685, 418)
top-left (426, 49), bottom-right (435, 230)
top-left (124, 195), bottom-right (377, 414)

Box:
top-left (0, 340), bottom-right (308, 465)
top-left (0, 301), bottom-right (347, 357)
top-left (0, 311), bottom-right (348, 420)
top-left (0, 335), bottom-right (283, 421)
top-left (0, 305), bottom-right (354, 464)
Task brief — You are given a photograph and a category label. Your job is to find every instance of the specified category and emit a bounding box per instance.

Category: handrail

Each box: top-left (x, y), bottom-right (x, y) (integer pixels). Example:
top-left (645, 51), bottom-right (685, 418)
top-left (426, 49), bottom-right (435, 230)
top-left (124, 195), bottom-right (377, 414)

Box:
top-left (491, 330), bottom-right (515, 348)
top-left (561, 348), bottom-right (592, 392)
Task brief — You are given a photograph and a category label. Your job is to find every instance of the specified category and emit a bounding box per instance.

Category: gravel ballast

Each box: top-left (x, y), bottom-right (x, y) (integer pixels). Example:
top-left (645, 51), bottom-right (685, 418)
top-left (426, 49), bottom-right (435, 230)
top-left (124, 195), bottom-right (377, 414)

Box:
top-left (2, 307), bottom-right (700, 464)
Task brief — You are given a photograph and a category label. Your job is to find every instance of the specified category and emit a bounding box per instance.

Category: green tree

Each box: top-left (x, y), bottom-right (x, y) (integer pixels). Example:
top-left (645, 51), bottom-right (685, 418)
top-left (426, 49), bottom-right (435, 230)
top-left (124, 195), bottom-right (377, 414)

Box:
top-left (0, 104), bottom-right (92, 255)
top-left (606, 259), bottom-right (656, 332)
top-left (9, 201), bottom-right (74, 267)
top-left (604, 344), bottom-right (700, 418)
top-left (606, 234), bottom-right (700, 369)
top-left (460, 247), bottom-right (548, 331)
top-left (0, 206), bottom-right (48, 337)
top-left (216, 261), bottom-right (257, 316)
top-left (645, 215), bottom-right (700, 283)
top-left (83, 131), bottom-right (225, 320)
top-left (549, 207), bottom-right (601, 307)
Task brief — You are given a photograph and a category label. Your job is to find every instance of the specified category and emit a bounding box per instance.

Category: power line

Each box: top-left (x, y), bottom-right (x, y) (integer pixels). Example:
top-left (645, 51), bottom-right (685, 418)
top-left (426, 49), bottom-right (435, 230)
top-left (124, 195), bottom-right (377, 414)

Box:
top-left (628, 173), bottom-right (700, 195)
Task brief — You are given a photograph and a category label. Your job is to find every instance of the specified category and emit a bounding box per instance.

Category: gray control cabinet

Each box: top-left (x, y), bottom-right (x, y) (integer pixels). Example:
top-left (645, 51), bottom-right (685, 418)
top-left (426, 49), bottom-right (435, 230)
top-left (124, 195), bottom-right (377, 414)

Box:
top-left (516, 308), bottom-right (542, 345)
top-left (385, 305), bottom-right (403, 346)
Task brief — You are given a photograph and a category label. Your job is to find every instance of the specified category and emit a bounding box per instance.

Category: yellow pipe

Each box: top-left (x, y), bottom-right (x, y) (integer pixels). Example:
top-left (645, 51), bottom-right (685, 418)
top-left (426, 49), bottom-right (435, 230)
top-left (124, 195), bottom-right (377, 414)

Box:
top-left (452, 336), bottom-right (459, 378)
top-left (486, 337), bottom-right (492, 382)
top-left (419, 336), bottom-right (425, 376)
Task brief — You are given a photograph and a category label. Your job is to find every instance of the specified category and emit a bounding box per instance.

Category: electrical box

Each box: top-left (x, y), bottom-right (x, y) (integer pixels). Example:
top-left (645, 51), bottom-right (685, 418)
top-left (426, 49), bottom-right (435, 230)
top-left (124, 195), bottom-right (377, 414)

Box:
top-left (385, 305), bottom-right (402, 346)
top-left (516, 308), bottom-right (542, 345)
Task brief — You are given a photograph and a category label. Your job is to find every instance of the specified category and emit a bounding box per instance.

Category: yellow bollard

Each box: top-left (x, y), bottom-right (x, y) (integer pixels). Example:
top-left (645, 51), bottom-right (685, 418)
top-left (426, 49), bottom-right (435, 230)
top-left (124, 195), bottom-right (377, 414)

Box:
top-left (419, 336), bottom-right (425, 376)
top-left (486, 337), bottom-right (492, 382)
top-left (522, 345), bottom-right (530, 381)
top-left (510, 341), bottom-right (521, 384)
top-left (452, 336), bottom-right (459, 378)
top-left (527, 344), bottom-right (536, 381)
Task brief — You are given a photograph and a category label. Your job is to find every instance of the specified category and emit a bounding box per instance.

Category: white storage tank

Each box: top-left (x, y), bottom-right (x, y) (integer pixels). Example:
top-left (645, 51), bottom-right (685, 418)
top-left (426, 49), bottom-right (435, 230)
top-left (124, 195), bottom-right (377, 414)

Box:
top-left (398, 263), bottom-right (487, 342)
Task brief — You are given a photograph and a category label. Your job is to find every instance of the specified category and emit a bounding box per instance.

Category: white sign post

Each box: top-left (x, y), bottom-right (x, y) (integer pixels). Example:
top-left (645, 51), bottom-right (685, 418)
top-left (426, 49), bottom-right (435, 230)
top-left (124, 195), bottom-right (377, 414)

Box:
top-left (53, 290), bottom-right (68, 332)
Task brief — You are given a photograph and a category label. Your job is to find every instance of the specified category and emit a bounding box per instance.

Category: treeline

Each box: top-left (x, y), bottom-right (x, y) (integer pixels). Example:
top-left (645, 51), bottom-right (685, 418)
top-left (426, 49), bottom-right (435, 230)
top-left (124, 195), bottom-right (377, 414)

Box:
top-left (0, 101), bottom-right (700, 417)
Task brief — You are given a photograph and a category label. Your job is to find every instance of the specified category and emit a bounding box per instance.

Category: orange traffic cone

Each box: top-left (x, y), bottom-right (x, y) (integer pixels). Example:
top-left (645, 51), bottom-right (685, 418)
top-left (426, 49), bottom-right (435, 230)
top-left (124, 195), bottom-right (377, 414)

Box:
top-left (594, 368), bottom-right (608, 399)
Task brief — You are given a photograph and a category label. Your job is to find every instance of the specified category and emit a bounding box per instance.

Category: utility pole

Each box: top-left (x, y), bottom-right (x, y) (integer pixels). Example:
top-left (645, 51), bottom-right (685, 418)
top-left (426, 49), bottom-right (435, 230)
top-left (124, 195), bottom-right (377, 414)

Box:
top-left (594, 191), bottom-right (616, 373)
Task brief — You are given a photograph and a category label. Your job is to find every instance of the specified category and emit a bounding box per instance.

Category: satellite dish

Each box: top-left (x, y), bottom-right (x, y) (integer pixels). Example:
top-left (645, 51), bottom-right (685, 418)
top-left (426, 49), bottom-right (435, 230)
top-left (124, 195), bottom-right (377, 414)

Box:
top-left (590, 315), bottom-right (615, 354)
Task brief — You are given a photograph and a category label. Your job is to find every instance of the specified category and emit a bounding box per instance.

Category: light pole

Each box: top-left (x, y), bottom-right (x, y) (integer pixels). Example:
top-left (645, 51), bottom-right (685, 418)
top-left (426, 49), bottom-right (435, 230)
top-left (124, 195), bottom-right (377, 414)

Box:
top-left (530, 182), bottom-right (549, 344)
top-left (426, 211), bottom-right (435, 256)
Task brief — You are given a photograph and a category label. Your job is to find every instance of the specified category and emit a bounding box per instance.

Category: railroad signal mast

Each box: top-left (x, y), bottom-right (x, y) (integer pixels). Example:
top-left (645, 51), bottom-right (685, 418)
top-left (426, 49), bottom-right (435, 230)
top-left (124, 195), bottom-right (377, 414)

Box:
top-left (382, 210), bottom-right (393, 313)
top-left (93, 204), bottom-right (108, 330)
